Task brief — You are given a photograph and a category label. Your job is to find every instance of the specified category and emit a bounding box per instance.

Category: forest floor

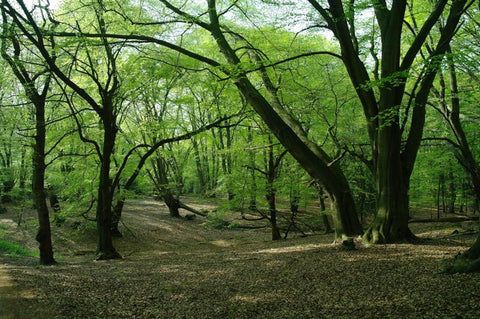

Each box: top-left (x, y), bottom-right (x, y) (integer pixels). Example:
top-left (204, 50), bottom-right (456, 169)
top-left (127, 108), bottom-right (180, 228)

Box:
top-left (1, 198), bottom-right (480, 319)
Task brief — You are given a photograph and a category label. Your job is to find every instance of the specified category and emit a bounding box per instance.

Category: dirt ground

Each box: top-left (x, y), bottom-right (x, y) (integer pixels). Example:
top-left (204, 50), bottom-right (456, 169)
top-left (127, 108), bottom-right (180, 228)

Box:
top-left (1, 198), bottom-right (479, 318)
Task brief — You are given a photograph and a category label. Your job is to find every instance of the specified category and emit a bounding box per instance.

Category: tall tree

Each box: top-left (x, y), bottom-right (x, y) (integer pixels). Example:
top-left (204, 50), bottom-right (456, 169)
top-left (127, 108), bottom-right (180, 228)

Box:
top-left (306, 0), bottom-right (472, 242)
top-left (1, 10), bottom-right (55, 264)
top-left (429, 31), bottom-right (480, 271)
top-left (1, 0), bottom-right (127, 259)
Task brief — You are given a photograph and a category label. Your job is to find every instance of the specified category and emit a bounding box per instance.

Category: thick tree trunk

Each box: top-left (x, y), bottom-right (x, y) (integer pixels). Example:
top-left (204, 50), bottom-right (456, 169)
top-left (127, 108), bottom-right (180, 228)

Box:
top-left (153, 156), bottom-right (181, 218)
top-left (446, 233), bottom-right (480, 273)
top-left (96, 113), bottom-right (121, 260)
top-left (164, 192), bottom-right (181, 218)
top-left (364, 124), bottom-right (415, 243)
top-left (307, 0), bottom-right (467, 244)
top-left (33, 100), bottom-right (56, 265)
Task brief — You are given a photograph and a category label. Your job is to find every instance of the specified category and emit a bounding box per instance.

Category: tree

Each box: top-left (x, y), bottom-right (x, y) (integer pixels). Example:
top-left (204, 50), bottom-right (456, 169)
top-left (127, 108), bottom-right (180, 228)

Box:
top-left (306, 0), bottom-right (472, 243)
top-left (246, 132), bottom-right (288, 240)
top-left (1, 9), bottom-right (55, 264)
top-left (18, 0), bottom-right (363, 240)
top-left (0, 0), bottom-right (131, 259)
top-left (428, 21), bottom-right (480, 271)
top-left (145, 0), bottom-right (363, 240)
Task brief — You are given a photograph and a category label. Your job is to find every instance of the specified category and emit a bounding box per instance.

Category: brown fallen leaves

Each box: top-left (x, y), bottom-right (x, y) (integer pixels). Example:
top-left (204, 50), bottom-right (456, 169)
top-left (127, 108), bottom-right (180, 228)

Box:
top-left (1, 199), bottom-right (479, 318)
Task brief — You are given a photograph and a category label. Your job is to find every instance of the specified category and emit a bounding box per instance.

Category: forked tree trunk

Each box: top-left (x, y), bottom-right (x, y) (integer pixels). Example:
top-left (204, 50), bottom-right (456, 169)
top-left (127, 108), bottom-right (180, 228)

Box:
top-left (151, 155), bottom-right (181, 218)
top-left (306, 0), bottom-right (468, 244)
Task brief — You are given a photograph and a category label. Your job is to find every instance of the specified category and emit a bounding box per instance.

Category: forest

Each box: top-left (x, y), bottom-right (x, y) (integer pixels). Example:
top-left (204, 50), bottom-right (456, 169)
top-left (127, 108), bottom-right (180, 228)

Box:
top-left (0, 0), bottom-right (479, 318)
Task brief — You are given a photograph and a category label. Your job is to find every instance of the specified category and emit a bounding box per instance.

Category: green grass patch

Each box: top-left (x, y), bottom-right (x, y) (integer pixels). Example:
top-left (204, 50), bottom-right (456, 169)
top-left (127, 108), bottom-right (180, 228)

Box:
top-left (0, 240), bottom-right (36, 257)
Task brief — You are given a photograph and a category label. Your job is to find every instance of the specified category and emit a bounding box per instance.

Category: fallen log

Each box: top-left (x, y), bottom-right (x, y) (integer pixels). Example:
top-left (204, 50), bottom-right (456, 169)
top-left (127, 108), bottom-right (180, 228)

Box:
top-left (178, 201), bottom-right (208, 217)
top-left (409, 216), bottom-right (479, 223)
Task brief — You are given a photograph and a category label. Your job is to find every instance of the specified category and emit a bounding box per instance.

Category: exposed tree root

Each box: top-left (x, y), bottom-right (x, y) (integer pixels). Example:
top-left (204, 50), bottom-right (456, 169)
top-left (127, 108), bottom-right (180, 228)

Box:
top-left (444, 256), bottom-right (480, 274)
top-left (363, 225), bottom-right (418, 244)
top-left (444, 238), bottom-right (480, 273)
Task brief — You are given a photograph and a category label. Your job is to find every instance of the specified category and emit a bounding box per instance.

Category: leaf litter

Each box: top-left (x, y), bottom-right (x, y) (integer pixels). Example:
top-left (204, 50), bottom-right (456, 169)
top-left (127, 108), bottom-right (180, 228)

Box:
top-left (1, 199), bottom-right (479, 318)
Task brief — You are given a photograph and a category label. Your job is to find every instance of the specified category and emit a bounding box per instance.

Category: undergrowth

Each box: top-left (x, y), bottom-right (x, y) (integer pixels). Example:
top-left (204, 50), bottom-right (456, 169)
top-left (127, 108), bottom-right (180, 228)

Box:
top-left (0, 240), bottom-right (36, 257)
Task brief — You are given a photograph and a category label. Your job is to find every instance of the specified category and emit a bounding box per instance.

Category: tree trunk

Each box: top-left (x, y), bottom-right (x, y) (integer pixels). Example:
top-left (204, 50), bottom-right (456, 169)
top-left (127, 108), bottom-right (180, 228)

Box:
top-left (19, 148), bottom-right (27, 190)
top-left (96, 111), bottom-right (121, 260)
top-left (32, 99), bottom-right (56, 265)
top-left (448, 168), bottom-right (456, 214)
top-left (151, 156), bottom-right (181, 218)
top-left (363, 122), bottom-right (416, 243)
top-left (191, 138), bottom-right (206, 195)
top-left (446, 232), bottom-right (480, 273)
top-left (111, 201), bottom-right (124, 238)
top-left (247, 127), bottom-right (257, 210)
top-left (1, 28), bottom-right (56, 265)
top-left (318, 187), bottom-right (333, 234)
top-left (438, 46), bottom-right (480, 273)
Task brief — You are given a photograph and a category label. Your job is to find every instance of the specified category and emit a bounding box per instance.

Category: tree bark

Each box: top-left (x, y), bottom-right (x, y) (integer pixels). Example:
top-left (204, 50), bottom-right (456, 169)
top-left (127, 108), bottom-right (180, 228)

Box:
top-left (318, 186), bottom-right (334, 234)
top-left (32, 98), bottom-right (56, 265)
top-left (95, 103), bottom-right (121, 260)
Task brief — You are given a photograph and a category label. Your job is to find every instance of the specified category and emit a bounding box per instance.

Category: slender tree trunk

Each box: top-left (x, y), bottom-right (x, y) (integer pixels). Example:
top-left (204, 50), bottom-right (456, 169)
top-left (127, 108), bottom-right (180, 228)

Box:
top-left (33, 99), bottom-right (56, 265)
top-left (440, 47), bottom-right (480, 272)
top-left (19, 148), bottom-right (27, 190)
top-left (248, 127), bottom-right (257, 210)
top-left (266, 144), bottom-right (281, 241)
top-left (1, 25), bottom-right (56, 264)
top-left (191, 138), bottom-right (206, 195)
top-left (448, 168), bottom-right (456, 214)
top-left (318, 186), bottom-right (333, 234)
top-left (266, 190), bottom-right (281, 241)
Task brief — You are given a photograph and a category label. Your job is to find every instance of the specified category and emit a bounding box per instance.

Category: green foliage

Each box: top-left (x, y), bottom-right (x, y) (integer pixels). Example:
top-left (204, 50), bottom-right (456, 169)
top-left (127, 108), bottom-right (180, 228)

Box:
top-left (202, 211), bottom-right (238, 229)
top-left (0, 240), bottom-right (36, 257)
top-left (297, 212), bottom-right (328, 231)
